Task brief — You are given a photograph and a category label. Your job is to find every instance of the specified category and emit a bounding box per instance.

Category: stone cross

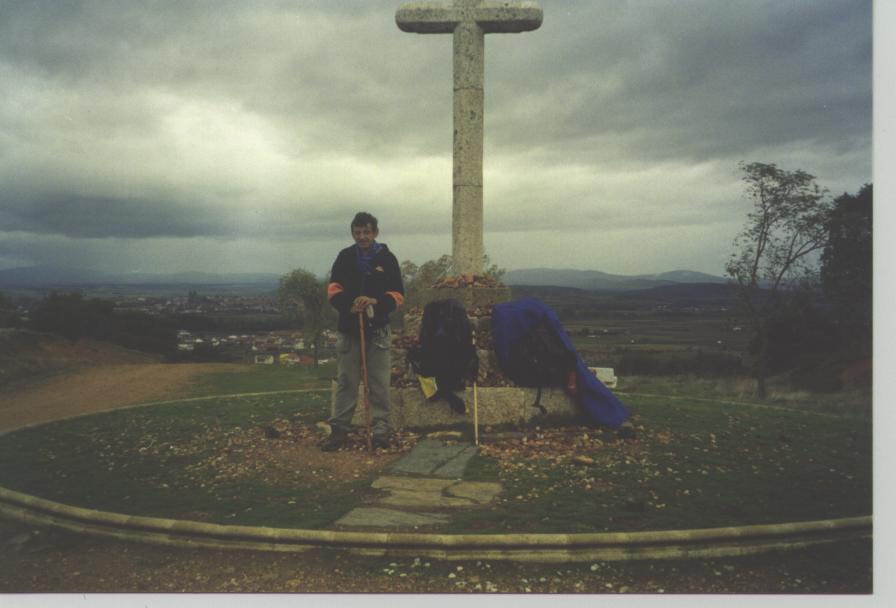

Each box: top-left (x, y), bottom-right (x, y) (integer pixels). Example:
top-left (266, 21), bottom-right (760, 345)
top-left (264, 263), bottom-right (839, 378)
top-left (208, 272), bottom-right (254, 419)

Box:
top-left (396, 1), bottom-right (542, 276)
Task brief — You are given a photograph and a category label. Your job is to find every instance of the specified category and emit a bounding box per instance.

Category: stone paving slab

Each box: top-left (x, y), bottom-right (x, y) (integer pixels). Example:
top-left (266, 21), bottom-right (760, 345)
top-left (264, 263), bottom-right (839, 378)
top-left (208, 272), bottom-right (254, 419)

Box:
top-left (335, 507), bottom-right (450, 528)
top-left (445, 481), bottom-right (503, 504)
top-left (378, 490), bottom-right (474, 509)
top-left (387, 438), bottom-right (470, 477)
top-left (337, 437), bottom-right (503, 529)
top-left (371, 476), bottom-right (454, 493)
top-left (432, 444), bottom-right (479, 478)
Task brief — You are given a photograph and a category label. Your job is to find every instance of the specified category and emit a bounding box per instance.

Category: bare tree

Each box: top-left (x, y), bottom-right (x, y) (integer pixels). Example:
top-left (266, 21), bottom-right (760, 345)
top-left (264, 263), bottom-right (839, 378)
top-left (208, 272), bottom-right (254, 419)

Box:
top-left (726, 162), bottom-right (832, 397)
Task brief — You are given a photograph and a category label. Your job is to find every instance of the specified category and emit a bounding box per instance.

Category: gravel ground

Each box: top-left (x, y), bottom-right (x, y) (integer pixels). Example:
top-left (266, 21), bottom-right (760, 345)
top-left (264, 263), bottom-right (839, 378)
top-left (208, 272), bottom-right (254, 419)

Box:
top-left (0, 519), bottom-right (873, 594)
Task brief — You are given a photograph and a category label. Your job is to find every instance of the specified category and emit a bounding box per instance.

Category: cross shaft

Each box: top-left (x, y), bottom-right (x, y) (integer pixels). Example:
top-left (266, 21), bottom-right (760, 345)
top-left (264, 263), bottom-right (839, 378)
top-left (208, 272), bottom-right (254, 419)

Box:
top-left (396, 0), bottom-right (542, 276)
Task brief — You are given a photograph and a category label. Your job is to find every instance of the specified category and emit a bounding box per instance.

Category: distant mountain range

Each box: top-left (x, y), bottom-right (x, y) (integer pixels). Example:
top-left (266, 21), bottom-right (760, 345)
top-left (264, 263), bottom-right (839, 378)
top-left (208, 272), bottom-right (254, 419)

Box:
top-left (0, 264), bottom-right (729, 291)
top-left (502, 268), bottom-right (729, 291)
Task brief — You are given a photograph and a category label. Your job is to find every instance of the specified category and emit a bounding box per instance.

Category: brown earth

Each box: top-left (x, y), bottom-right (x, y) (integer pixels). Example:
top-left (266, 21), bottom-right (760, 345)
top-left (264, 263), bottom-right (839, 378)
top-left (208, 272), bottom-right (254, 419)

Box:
top-left (0, 336), bottom-right (875, 594)
top-left (0, 362), bottom-right (245, 433)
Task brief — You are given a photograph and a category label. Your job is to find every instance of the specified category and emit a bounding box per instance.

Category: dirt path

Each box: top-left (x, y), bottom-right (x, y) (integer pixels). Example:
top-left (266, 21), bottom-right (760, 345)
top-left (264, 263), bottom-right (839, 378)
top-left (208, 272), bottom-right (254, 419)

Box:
top-left (0, 363), bottom-right (244, 432)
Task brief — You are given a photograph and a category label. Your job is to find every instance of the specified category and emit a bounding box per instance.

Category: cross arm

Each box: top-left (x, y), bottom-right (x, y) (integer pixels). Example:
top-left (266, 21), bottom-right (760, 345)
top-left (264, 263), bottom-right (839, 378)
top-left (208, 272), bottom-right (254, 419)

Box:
top-left (396, 3), bottom-right (458, 34)
top-left (396, 1), bottom-right (543, 34)
top-left (474, 2), bottom-right (542, 33)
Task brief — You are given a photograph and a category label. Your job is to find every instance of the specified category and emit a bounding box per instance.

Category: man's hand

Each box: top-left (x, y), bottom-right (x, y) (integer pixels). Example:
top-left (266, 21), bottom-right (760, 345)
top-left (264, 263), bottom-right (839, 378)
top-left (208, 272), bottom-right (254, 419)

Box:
top-left (351, 296), bottom-right (377, 313)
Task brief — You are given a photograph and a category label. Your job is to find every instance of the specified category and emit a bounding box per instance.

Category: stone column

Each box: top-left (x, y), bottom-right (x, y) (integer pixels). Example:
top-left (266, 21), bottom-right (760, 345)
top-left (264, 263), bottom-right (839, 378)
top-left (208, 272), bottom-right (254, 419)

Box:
top-left (452, 19), bottom-right (485, 276)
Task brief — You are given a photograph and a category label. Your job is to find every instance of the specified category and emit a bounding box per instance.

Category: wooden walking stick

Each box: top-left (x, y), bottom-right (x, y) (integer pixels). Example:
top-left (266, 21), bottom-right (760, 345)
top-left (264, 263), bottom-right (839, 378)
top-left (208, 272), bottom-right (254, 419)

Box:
top-left (472, 330), bottom-right (480, 446)
top-left (358, 310), bottom-right (373, 453)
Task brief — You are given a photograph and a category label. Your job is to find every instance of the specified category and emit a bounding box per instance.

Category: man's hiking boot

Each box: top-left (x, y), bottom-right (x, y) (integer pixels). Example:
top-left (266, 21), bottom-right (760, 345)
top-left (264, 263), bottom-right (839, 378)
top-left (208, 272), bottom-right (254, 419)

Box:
top-left (320, 428), bottom-right (348, 452)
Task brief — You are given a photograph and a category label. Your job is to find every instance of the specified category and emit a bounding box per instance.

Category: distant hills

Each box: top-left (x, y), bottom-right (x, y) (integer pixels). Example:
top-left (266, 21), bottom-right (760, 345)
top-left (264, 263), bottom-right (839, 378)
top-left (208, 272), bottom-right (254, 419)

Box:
top-left (0, 264), bottom-right (729, 291)
top-left (502, 268), bottom-right (728, 291)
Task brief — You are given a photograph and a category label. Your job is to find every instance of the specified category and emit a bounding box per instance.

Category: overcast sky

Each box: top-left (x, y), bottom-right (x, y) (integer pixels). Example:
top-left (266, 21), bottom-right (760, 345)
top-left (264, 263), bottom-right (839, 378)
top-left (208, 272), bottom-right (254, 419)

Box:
top-left (0, 0), bottom-right (874, 277)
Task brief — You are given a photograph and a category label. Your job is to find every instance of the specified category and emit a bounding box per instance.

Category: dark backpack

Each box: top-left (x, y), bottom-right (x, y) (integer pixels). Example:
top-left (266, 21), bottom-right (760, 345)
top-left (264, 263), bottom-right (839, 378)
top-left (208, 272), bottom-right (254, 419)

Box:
top-left (407, 299), bottom-right (478, 412)
top-left (492, 298), bottom-right (630, 428)
top-left (504, 319), bottom-right (577, 389)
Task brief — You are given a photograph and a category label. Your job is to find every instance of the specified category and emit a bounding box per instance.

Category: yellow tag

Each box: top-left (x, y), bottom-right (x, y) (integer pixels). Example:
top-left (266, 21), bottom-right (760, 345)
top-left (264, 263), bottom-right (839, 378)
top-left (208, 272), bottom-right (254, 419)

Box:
top-left (417, 375), bottom-right (438, 399)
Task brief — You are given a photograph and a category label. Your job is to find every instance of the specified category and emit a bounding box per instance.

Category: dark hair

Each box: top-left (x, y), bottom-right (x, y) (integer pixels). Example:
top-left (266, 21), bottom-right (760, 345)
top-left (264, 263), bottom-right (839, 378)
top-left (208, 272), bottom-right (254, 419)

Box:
top-left (351, 212), bottom-right (378, 231)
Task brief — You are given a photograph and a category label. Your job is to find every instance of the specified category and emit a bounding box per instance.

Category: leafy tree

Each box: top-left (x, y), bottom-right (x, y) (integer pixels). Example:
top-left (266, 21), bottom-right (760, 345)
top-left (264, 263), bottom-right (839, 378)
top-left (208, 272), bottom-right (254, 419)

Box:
top-left (725, 162), bottom-right (832, 397)
top-left (28, 292), bottom-right (113, 340)
top-left (278, 268), bottom-right (332, 365)
top-left (821, 184), bottom-right (872, 358)
top-left (27, 292), bottom-right (176, 356)
top-left (0, 291), bottom-right (18, 328)
top-left (400, 253), bottom-right (505, 309)
top-left (401, 254), bottom-right (453, 308)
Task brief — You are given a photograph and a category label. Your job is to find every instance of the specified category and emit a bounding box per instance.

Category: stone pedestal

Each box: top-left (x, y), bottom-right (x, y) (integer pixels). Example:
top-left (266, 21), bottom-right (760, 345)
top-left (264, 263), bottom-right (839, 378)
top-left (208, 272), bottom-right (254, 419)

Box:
top-left (345, 384), bottom-right (581, 431)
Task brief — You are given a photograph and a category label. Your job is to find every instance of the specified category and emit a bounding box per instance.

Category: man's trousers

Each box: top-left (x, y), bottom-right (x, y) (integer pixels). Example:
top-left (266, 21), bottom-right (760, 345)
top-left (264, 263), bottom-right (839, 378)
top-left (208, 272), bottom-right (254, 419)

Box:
top-left (330, 326), bottom-right (391, 437)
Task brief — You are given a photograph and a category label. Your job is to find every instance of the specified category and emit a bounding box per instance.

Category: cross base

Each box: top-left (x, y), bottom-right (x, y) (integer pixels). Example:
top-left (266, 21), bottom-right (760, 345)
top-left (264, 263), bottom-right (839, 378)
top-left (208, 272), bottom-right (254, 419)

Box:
top-left (343, 384), bottom-right (583, 431)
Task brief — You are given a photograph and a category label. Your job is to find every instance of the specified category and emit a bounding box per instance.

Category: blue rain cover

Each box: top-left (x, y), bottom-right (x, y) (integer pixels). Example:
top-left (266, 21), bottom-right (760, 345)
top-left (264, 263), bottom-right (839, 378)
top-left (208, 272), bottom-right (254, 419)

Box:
top-left (491, 298), bottom-right (630, 428)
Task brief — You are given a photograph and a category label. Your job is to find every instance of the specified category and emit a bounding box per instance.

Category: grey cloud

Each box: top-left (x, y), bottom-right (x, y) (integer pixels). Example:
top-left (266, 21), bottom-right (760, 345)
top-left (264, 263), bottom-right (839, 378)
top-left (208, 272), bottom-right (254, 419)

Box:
top-left (0, 191), bottom-right (361, 240)
top-left (485, 0), bottom-right (871, 164)
top-left (0, 0), bottom-right (874, 275)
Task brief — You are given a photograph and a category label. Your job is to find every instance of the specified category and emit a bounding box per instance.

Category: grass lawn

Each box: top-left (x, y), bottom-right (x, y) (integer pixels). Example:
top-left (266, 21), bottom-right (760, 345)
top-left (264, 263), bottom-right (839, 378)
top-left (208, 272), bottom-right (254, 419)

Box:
top-left (0, 375), bottom-right (872, 534)
top-left (182, 361), bottom-right (337, 398)
top-left (452, 392), bottom-right (871, 533)
top-left (0, 390), bottom-right (381, 529)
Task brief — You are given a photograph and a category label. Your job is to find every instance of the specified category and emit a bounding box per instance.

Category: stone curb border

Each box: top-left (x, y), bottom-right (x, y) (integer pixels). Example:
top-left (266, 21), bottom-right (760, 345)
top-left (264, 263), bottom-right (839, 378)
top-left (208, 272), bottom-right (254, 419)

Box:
top-left (0, 486), bottom-right (871, 563)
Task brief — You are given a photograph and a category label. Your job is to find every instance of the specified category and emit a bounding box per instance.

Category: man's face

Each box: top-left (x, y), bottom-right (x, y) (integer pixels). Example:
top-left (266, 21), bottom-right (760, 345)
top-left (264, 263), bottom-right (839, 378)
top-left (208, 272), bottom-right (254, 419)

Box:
top-left (352, 223), bottom-right (379, 251)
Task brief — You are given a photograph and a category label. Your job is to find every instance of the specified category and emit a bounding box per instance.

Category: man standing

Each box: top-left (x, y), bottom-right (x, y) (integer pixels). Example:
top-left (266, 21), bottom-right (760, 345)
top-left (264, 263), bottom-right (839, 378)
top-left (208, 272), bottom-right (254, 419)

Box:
top-left (322, 212), bottom-right (404, 451)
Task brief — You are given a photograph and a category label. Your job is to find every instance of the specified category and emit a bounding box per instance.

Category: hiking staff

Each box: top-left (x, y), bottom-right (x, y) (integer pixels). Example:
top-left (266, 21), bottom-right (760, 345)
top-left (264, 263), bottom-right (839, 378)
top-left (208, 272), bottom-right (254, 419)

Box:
top-left (358, 308), bottom-right (374, 453)
top-left (472, 330), bottom-right (480, 446)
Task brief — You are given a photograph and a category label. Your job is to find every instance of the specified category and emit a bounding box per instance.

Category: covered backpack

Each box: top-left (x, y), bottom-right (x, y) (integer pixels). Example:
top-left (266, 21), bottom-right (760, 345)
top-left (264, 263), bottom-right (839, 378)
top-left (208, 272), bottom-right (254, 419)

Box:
top-left (492, 298), bottom-right (629, 428)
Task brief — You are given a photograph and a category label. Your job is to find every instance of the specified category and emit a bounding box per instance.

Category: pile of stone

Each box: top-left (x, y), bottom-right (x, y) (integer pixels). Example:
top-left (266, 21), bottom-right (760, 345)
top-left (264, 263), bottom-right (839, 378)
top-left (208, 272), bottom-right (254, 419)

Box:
top-left (432, 273), bottom-right (505, 289)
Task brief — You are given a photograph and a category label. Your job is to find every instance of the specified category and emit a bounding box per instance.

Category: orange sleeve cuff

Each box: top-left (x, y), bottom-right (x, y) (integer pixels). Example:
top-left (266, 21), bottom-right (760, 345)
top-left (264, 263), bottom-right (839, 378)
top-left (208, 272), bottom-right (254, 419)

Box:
top-left (327, 282), bottom-right (344, 300)
top-left (386, 291), bottom-right (405, 310)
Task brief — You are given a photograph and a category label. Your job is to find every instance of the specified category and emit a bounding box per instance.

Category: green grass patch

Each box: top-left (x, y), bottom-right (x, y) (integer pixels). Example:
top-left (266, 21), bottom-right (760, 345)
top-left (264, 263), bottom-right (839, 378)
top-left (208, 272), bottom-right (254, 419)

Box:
top-left (0, 390), bottom-right (374, 529)
top-left (184, 362), bottom-right (336, 398)
top-left (444, 393), bottom-right (871, 534)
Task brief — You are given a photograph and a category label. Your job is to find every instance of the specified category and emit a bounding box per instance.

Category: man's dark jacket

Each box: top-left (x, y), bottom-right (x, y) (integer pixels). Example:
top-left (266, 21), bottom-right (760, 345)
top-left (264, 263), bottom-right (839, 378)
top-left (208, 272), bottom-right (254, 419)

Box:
top-left (327, 243), bottom-right (404, 336)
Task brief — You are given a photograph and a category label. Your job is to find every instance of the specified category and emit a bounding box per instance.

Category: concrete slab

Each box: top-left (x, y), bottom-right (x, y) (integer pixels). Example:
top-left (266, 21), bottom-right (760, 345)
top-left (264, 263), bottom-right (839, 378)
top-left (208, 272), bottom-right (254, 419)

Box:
top-left (378, 490), bottom-right (474, 509)
top-left (335, 507), bottom-right (449, 528)
top-left (431, 444), bottom-right (479, 478)
top-left (371, 476), bottom-right (454, 493)
top-left (387, 438), bottom-right (468, 476)
top-left (445, 481), bottom-right (503, 504)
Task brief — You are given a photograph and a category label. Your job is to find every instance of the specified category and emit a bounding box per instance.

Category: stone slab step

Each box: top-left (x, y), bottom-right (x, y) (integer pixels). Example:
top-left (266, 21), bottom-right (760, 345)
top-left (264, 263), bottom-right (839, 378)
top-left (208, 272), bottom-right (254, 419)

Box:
top-left (386, 438), bottom-right (478, 478)
top-left (335, 507), bottom-right (450, 528)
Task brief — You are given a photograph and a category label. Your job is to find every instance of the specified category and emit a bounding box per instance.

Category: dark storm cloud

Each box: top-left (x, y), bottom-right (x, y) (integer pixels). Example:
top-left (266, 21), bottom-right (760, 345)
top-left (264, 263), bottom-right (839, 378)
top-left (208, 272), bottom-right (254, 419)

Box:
top-left (486, 0), bottom-right (871, 164)
top-left (0, 190), bottom-right (374, 240)
top-left (0, 0), bottom-right (874, 274)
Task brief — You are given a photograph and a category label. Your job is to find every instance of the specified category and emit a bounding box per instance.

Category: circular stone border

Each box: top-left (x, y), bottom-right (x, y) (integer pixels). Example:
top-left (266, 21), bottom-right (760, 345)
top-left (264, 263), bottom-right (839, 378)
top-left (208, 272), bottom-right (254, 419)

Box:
top-left (0, 485), bottom-right (871, 562)
top-left (0, 390), bottom-right (873, 562)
